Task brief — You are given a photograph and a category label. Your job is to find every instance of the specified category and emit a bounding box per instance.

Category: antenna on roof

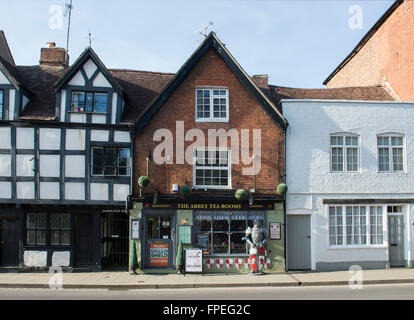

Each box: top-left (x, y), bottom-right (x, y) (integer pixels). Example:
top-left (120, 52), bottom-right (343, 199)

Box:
top-left (64, 0), bottom-right (73, 65)
top-left (85, 28), bottom-right (96, 47)
top-left (194, 22), bottom-right (214, 38)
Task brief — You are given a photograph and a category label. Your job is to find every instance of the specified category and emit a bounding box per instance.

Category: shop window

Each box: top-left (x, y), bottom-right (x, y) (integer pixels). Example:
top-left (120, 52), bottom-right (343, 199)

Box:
top-left (91, 147), bottom-right (130, 177)
top-left (26, 213), bottom-right (71, 247)
top-left (71, 91), bottom-right (108, 113)
top-left (195, 211), bottom-right (265, 255)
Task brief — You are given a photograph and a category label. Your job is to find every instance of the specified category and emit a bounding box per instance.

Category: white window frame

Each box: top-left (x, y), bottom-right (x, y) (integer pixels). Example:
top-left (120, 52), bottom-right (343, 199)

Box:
top-left (328, 205), bottom-right (386, 248)
top-left (377, 134), bottom-right (405, 173)
top-left (330, 133), bottom-right (360, 173)
top-left (195, 87), bottom-right (229, 122)
top-left (193, 148), bottom-right (231, 189)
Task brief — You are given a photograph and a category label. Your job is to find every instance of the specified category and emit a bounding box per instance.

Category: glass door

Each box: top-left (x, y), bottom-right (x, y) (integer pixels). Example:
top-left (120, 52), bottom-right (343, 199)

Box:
top-left (145, 215), bottom-right (174, 268)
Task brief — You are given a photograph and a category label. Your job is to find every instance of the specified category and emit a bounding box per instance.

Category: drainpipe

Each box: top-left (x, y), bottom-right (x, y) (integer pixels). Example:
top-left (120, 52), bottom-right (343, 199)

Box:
top-left (283, 124), bottom-right (288, 272)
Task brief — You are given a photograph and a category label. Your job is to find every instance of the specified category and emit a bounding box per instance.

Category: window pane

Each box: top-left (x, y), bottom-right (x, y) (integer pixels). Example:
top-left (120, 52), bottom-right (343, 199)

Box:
top-left (61, 231), bottom-right (71, 245)
top-left (27, 230), bottom-right (36, 245)
top-left (50, 214), bottom-right (60, 229)
top-left (51, 230), bottom-right (60, 245)
top-left (61, 214), bottom-right (71, 229)
top-left (118, 148), bottom-right (130, 176)
top-left (104, 148), bottom-right (117, 175)
top-left (92, 148), bottom-right (104, 175)
top-left (345, 136), bottom-right (358, 146)
top-left (346, 148), bottom-right (358, 171)
top-left (37, 214), bottom-right (47, 229)
top-left (392, 148), bottom-right (404, 171)
top-left (37, 230), bottom-right (46, 245)
top-left (27, 213), bottom-right (37, 229)
top-left (391, 137), bottom-right (403, 146)
top-left (196, 90), bottom-right (210, 118)
top-left (378, 136), bottom-right (389, 146)
top-left (71, 92), bottom-right (85, 112)
top-left (378, 148), bottom-right (390, 171)
top-left (93, 93), bottom-right (108, 113)
top-left (85, 92), bottom-right (94, 112)
top-left (331, 147), bottom-right (343, 171)
top-left (212, 233), bottom-right (228, 254)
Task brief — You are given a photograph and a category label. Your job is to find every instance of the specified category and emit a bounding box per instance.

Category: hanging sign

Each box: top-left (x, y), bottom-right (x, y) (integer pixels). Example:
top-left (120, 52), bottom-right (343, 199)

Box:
top-left (269, 222), bottom-right (281, 240)
top-left (185, 248), bottom-right (203, 273)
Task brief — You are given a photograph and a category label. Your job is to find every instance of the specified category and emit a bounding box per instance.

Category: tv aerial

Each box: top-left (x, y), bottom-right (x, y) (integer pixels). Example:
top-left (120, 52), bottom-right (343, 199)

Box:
top-left (194, 22), bottom-right (214, 38)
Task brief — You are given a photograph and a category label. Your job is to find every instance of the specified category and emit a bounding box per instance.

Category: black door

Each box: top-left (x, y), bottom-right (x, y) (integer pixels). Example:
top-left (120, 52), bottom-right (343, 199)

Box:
top-left (0, 216), bottom-right (19, 267)
top-left (74, 214), bottom-right (95, 267)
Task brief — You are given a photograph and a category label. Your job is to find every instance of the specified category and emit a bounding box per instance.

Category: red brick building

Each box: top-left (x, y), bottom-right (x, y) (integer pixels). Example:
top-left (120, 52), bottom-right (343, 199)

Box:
top-left (324, 0), bottom-right (414, 101)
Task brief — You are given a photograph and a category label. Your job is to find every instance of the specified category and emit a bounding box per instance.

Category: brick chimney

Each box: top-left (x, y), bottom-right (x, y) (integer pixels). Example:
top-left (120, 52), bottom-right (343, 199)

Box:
top-left (252, 74), bottom-right (269, 88)
top-left (39, 42), bottom-right (69, 68)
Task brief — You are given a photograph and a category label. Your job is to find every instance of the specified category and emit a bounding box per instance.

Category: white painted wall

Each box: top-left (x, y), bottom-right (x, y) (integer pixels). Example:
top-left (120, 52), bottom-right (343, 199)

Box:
top-left (17, 182), bottom-right (34, 199)
top-left (91, 114), bottom-right (106, 123)
top-left (83, 59), bottom-right (97, 79)
top-left (91, 130), bottom-right (109, 142)
top-left (16, 154), bottom-right (34, 176)
top-left (52, 251), bottom-right (70, 267)
top-left (66, 129), bottom-right (85, 150)
top-left (90, 183), bottom-right (108, 201)
top-left (114, 184), bottom-right (130, 201)
top-left (39, 155), bottom-right (60, 177)
top-left (16, 128), bottom-right (34, 149)
top-left (0, 155), bottom-right (11, 176)
top-left (40, 182), bottom-right (60, 200)
top-left (0, 70), bottom-right (10, 84)
top-left (65, 155), bottom-right (85, 178)
top-left (60, 89), bottom-right (66, 122)
top-left (0, 182), bottom-right (11, 198)
top-left (284, 100), bottom-right (414, 270)
top-left (0, 127), bottom-right (11, 149)
top-left (93, 72), bottom-right (111, 87)
top-left (65, 182), bottom-right (85, 200)
top-left (39, 128), bottom-right (61, 150)
top-left (111, 93), bottom-right (117, 124)
top-left (68, 71), bottom-right (85, 86)
top-left (70, 113), bottom-right (87, 123)
top-left (114, 131), bottom-right (130, 143)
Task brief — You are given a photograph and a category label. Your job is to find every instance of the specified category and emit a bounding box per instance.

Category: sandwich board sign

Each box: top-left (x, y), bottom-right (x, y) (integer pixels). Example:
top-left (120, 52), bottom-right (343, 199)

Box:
top-left (185, 248), bottom-right (203, 273)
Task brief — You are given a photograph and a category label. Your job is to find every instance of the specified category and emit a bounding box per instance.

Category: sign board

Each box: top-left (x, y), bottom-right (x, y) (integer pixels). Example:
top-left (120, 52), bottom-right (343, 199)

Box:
top-left (185, 248), bottom-right (203, 273)
top-left (149, 243), bottom-right (169, 267)
top-left (269, 222), bottom-right (281, 240)
top-left (144, 201), bottom-right (275, 211)
top-left (178, 225), bottom-right (192, 244)
top-left (131, 219), bottom-right (140, 240)
top-left (197, 233), bottom-right (210, 254)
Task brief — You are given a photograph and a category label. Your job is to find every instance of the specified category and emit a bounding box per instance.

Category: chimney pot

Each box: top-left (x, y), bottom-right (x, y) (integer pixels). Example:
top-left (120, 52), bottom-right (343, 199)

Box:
top-left (39, 43), bottom-right (69, 68)
top-left (47, 42), bottom-right (56, 48)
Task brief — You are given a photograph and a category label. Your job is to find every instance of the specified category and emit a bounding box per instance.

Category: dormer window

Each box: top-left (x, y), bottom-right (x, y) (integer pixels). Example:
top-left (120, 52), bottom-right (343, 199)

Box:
top-left (71, 91), bottom-right (108, 113)
top-left (196, 88), bottom-right (229, 122)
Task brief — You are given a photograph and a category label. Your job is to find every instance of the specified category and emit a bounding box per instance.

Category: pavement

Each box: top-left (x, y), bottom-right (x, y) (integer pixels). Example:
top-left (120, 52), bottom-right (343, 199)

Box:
top-left (0, 268), bottom-right (414, 290)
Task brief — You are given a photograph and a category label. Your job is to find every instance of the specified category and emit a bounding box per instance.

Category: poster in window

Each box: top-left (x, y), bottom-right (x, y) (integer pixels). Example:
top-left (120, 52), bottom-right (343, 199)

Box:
top-left (269, 222), bottom-right (281, 240)
top-left (178, 225), bottom-right (192, 244)
top-left (197, 233), bottom-right (210, 254)
top-left (149, 243), bottom-right (169, 267)
top-left (131, 219), bottom-right (140, 240)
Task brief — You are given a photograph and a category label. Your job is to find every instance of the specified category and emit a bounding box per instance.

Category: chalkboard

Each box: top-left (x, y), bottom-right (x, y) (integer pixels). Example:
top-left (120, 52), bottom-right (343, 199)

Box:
top-left (197, 233), bottom-right (210, 254)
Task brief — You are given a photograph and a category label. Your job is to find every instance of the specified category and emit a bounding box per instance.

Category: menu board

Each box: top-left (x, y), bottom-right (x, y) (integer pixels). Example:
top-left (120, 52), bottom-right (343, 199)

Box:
top-left (269, 222), bottom-right (281, 240)
top-left (185, 248), bottom-right (203, 273)
top-left (178, 225), bottom-right (192, 244)
top-left (197, 233), bottom-right (210, 254)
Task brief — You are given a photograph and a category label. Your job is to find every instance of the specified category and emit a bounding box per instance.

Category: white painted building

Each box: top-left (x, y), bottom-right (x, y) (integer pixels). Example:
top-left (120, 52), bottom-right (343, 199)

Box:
top-left (284, 99), bottom-right (414, 271)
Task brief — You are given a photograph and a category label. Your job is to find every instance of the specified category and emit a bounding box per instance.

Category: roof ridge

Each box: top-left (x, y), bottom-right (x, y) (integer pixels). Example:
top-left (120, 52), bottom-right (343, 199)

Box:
top-left (109, 69), bottom-right (175, 76)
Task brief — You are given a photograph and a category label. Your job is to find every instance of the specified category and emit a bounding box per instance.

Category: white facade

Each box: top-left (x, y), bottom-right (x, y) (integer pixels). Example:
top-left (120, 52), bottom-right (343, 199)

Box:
top-left (284, 99), bottom-right (414, 271)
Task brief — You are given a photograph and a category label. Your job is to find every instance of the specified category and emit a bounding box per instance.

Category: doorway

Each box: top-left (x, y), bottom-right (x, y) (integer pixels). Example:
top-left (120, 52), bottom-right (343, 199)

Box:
top-left (0, 215), bottom-right (19, 267)
top-left (287, 215), bottom-right (311, 270)
top-left (144, 213), bottom-right (175, 269)
top-left (388, 215), bottom-right (404, 267)
top-left (74, 214), bottom-right (95, 267)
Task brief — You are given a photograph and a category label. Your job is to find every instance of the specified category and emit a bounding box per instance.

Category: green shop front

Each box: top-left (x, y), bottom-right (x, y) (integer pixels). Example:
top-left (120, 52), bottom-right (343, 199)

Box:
top-left (128, 195), bottom-right (286, 273)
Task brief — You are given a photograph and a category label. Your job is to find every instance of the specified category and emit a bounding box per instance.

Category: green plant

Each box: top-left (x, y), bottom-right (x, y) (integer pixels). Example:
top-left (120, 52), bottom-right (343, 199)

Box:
top-left (138, 176), bottom-right (150, 188)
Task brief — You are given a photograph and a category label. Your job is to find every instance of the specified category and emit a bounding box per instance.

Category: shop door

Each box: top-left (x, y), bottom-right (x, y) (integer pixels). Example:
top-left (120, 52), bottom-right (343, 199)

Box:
top-left (74, 214), bottom-right (95, 267)
top-left (145, 215), bottom-right (174, 269)
top-left (0, 215), bottom-right (19, 267)
top-left (388, 215), bottom-right (404, 267)
top-left (287, 215), bottom-right (311, 270)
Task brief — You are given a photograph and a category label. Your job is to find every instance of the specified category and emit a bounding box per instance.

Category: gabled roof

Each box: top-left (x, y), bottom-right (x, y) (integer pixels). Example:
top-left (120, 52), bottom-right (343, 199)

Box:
top-left (54, 46), bottom-right (125, 97)
top-left (0, 55), bottom-right (31, 96)
top-left (323, 0), bottom-right (403, 85)
top-left (134, 32), bottom-right (288, 132)
top-left (0, 30), bottom-right (15, 67)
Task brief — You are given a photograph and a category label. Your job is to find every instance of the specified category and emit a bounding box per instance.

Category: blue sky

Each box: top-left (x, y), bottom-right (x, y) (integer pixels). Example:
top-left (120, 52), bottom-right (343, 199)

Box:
top-left (1, 0), bottom-right (394, 88)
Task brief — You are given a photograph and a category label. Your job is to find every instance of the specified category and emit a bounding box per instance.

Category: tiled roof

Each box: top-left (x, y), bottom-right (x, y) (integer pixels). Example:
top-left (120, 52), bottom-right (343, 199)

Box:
top-left (1, 65), bottom-right (395, 121)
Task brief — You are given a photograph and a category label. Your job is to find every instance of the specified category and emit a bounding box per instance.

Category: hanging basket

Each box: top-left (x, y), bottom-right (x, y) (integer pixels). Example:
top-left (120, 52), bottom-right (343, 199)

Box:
top-left (138, 176), bottom-right (150, 188)
top-left (277, 183), bottom-right (288, 194)
top-left (235, 189), bottom-right (247, 200)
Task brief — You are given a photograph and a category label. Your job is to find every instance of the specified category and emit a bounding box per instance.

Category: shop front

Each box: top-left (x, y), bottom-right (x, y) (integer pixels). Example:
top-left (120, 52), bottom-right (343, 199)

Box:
top-left (129, 196), bottom-right (286, 274)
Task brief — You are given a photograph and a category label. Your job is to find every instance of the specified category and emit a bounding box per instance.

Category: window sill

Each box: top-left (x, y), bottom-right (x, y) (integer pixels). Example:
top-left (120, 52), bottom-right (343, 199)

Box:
top-left (327, 245), bottom-right (387, 250)
top-left (195, 118), bottom-right (229, 123)
top-left (69, 111), bottom-right (108, 115)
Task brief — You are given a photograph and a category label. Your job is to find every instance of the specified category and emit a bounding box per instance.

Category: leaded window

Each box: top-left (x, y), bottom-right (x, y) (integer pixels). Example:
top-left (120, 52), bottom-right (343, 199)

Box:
top-left (194, 211), bottom-right (265, 255)
top-left (330, 134), bottom-right (359, 172)
top-left (196, 88), bottom-right (229, 121)
top-left (26, 213), bottom-right (71, 247)
top-left (71, 91), bottom-right (108, 113)
top-left (378, 135), bottom-right (404, 172)
top-left (194, 149), bottom-right (230, 188)
top-left (91, 147), bottom-right (130, 177)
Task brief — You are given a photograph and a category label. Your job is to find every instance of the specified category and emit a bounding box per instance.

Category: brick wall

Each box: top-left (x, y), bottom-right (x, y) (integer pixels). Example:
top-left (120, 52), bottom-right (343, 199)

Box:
top-left (134, 48), bottom-right (285, 196)
top-left (326, 1), bottom-right (414, 101)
